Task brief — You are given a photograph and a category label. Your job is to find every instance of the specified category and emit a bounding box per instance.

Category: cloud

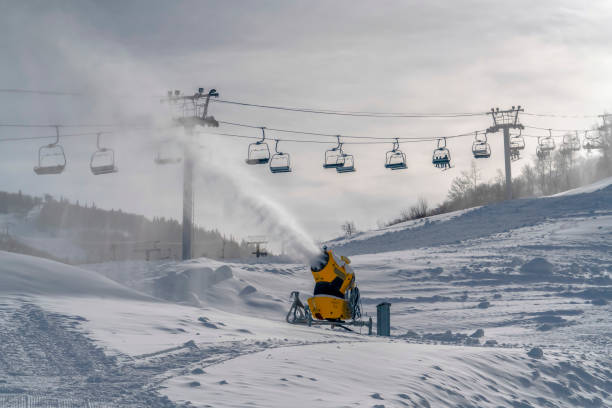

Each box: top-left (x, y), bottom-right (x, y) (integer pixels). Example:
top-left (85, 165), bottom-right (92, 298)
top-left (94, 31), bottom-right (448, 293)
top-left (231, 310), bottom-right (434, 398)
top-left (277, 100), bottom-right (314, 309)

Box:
top-left (0, 1), bottom-right (610, 243)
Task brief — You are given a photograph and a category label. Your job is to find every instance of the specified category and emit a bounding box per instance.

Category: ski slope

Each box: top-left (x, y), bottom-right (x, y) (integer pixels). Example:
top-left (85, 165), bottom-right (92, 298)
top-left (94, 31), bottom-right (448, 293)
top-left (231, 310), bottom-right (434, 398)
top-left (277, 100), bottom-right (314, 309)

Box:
top-left (1, 178), bottom-right (611, 407)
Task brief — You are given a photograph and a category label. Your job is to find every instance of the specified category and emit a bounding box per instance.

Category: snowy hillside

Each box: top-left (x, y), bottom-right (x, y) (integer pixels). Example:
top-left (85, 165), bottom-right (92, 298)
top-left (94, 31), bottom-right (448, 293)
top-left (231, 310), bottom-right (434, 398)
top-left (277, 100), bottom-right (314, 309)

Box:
top-left (1, 178), bottom-right (611, 407)
top-left (330, 177), bottom-right (612, 256)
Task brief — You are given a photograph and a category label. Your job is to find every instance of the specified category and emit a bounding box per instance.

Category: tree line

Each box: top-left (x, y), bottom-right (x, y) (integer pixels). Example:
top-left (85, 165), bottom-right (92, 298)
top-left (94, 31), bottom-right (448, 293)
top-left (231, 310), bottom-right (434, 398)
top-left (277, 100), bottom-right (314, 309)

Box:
top-left (0, 191), bottom-right (253, 262)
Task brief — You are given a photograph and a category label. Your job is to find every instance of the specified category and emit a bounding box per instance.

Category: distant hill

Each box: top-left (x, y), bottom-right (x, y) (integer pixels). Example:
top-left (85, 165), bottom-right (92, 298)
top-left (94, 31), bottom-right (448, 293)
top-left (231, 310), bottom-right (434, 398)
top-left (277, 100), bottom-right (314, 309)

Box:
top-left (0, 191), bottom-right (252, 263)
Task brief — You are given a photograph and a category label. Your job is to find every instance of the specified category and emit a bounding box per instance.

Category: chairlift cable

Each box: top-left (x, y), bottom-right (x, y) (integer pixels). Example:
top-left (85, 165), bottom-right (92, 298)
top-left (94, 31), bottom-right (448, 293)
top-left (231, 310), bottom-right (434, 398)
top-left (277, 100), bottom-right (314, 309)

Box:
top-left (0, 122), bottom-right (161, 129)
top-left (0, 88), bottom-right (606, 120)
top-left (522, 112), bottom-right (599, 119)
top-left (0, 88), bottom-right (83, 96)
top-left (523, 124), bottom-right (597, 133)
top-left (218, 120), bottom-right (480, 141)
top-left (199, 131), bottom-right (477, 145)
top-left (212, 99), bottom-right (488, 118)
top-left (0, 131), bottom-right (114, 143)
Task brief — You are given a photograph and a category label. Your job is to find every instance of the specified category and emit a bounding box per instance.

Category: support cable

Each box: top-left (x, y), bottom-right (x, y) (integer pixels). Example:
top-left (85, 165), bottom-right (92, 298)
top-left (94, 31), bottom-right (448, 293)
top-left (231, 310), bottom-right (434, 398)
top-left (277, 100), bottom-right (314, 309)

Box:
top-left (212, 98), bottom-right (487, 118)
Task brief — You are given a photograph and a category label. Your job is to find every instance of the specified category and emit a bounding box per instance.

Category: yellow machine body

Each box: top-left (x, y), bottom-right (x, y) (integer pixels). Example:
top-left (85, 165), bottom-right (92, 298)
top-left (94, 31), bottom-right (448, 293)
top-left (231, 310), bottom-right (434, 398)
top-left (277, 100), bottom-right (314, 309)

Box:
top-left (307, 296), bottom-right (351, 320)
top-left (307, 250), bottom-right (355, 321)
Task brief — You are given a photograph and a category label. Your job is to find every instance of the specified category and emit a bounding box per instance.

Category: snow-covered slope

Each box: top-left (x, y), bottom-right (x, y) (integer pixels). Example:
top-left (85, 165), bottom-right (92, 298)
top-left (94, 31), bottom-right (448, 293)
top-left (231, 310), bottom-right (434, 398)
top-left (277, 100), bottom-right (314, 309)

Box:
top-left (0, 251), bottom-right (149, 299)
top-left (1, 178), bottom-right (611, 407)
top-left (331, 178), bottom-right (612, 255)
top-left (166, 342), bottom-right (609, 408)
top-left (551, 175), bottom-right (612, 196)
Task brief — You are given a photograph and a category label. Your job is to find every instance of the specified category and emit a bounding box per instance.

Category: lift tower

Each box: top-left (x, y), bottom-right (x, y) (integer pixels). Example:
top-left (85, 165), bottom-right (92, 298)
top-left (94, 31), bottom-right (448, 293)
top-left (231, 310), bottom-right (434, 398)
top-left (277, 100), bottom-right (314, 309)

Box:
top-left (163, 88), bottom-right (219, 260)
top-left (487, 106), bottom-right (524, 201)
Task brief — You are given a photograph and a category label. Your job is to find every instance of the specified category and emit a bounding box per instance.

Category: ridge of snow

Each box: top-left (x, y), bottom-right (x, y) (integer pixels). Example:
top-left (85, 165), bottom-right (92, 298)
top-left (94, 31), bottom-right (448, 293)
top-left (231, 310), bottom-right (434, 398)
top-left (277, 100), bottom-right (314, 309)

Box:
top-left (0, 250), bottom-right (151, 299)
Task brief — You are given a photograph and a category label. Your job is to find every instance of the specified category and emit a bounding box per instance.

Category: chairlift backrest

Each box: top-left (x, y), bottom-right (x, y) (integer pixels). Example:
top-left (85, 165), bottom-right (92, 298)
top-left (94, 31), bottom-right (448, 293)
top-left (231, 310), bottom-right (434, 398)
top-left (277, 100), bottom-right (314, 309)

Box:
top-left (246, 127), bottom-right (271, 165)
top-left (336, 152), bottom-right (355, 173)
top-left (33, 126), bottom-right (66, 175)
top-left (539, 131), bottom-right (556, 151)
top-left (323, 137), bottom-right (345, 168)
top-left (269, 140), bottom-right (292, 173)
top-left (584, 130), bottom-right (605, 149)
top-left (511, 129), bottom-right (526, 150)
top-left (385, 138), bottom-right (407, 169)
top-left (90, 133), bottom-right (117, 175)
top-left (155, 140), bottom-right (182, 165)
top-left (472, 132), bottom-right (491, 158)
top-left (432, 138), bottom-right (451, 169)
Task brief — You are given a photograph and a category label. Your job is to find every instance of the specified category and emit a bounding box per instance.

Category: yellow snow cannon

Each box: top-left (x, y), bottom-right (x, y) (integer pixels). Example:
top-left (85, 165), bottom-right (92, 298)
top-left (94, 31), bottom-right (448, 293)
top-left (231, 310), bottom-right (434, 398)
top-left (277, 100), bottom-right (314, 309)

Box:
top-left (307, 249), bottom-right (355, 320)
top-left (286, 247), bottom-right (372, 334)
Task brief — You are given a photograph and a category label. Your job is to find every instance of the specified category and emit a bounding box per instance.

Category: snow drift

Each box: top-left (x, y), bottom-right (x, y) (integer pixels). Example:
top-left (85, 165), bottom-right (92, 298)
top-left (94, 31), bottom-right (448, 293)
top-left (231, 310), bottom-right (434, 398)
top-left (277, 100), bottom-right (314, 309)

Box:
top-left (0, 251), bottom-right (150, 299)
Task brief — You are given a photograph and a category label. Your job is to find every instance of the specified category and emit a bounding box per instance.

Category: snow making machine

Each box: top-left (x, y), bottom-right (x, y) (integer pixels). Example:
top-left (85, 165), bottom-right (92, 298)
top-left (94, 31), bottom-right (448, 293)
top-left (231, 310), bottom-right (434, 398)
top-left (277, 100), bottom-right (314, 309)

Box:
top-left (286, 247), bottom-right (372, 334)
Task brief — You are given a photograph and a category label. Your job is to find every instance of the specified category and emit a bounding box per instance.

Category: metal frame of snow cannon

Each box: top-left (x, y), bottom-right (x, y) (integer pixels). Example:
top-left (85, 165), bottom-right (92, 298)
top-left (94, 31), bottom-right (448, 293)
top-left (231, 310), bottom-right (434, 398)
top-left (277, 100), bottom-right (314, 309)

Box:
top-left (384, 138), bottom-right (407, 170)
top-left (323, 136), bottom-right (346, 169)
top-left (269, 139), bottom-right (292, 173)
top-left (432, 137), bottom-right (452, 170)
top-left (90, 132), bottom-right (118, 175)
top-left (471, 131), bottom-right (491, 159)
top-left (286, 291), bottom-right (372, 334)
top-left (245, 127), bottom-right (271, 165)
top-left (33, 126), bottom-right (67, 175)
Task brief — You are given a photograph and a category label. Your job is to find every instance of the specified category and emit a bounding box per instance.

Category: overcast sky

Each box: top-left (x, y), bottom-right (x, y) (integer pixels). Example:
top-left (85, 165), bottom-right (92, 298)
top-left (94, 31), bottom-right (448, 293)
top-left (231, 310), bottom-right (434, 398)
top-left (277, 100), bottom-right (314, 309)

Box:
top-left (1, 1), bottom-right (611, 252)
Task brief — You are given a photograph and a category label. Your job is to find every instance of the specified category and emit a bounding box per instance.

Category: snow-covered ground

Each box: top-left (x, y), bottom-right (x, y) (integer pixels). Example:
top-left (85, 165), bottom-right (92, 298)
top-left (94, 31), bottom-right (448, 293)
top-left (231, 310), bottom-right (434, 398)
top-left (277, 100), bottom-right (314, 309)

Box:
top-left (1, 179), bottom-right (611, 407)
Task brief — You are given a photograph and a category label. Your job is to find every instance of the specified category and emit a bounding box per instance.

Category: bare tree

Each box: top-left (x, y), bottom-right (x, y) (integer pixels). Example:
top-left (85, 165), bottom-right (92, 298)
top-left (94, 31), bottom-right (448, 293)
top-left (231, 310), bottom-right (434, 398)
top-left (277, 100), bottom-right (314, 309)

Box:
top-left (408, 197), bottom-right (429, 219)
top-left (447, 175), bottom-right (472, 203)
top-left (341, 221), bottom-right (356, 238)
top-left (466, 160), bottom-right (482, 190)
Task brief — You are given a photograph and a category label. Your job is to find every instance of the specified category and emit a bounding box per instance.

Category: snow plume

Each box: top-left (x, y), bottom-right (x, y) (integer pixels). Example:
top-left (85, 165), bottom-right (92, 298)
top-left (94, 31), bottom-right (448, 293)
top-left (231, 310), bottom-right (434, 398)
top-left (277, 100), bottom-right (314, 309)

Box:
top-left (193, 140), bottom-right (319, 262)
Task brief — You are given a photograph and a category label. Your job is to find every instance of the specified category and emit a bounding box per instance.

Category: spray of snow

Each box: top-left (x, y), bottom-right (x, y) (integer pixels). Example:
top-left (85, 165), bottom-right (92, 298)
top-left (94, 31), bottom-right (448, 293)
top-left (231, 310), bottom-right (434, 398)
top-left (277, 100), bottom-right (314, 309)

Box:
top-left (192, 138), bottom-right (319, 262)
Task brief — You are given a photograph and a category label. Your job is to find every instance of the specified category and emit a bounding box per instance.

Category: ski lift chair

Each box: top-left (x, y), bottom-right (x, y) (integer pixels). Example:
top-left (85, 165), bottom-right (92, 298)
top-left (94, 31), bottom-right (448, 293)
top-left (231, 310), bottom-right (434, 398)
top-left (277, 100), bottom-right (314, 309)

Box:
top-left (536, 144), bottom-right (548, 159)
top-left (154, 140), bottom-right (182, 165)
top-left (511, 129), bottom-right (526, 151)
top-left (571, 132), bottom-right (582, 152)
top-left (90, 133), bottom-right (118, 175)
top-left (432, 138), bottom-right (451, 169)
top-left (583, 130), bottom-right (605, 150)
top-left (560, 133), bottom-right (580, 155)
top-left (537, 130), bottom-right (556, 157)
top-left (336, 152), bottom-right (355, 173)
top-left (384, 138), bottom-right (407, 170)
top-left (269, 140), bottom-right (292, 173)
top-left (323, 136), bottom-right (345, 169)
top-left (33, 126), bottom-right (66, 175)
top-left (536, 133), bottom-right (555, 159)
top-left (472, 131), bottom-right (491, 159)
top-left (246, 127), bottom-right (271, 165)
top-left (510, 145), bottom-right (521, 161)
